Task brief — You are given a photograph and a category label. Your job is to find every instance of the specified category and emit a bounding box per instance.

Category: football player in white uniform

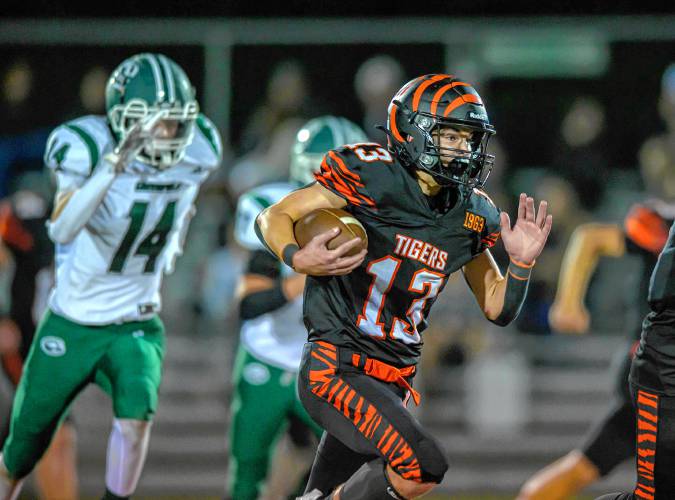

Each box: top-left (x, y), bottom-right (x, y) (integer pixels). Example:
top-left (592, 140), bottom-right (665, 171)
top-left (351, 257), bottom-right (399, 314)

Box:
top-left (0, 52), bottom-right (222, 500)
top-left (227, 117), bottom-right (368, 499)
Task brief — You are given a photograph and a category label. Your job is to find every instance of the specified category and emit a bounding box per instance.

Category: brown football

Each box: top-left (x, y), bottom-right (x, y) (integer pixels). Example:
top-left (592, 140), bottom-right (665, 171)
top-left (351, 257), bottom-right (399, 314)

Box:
top-left (294, 208), bottom-right (368, 256)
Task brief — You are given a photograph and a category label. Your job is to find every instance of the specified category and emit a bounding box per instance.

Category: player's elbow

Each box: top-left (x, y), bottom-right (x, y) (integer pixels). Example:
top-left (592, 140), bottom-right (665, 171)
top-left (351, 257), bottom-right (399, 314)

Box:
top-left (488, 314), bottom-right (513, 327)
top-left (484, 304), bottom-right (510, 326)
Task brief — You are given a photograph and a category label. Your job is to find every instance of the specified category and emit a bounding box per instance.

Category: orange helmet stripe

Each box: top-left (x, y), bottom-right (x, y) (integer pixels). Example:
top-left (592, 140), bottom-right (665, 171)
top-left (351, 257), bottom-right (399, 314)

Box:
top-left (412, 74), bottom-right (451, 112)
top-left (393, 76), bottom-right (423, 100)
top-left (442, 93), bottom-right (480, 117)
top-left (429, 82), bottom-right (471, 115)
top-left (389, 104), bottom-right (405, 142)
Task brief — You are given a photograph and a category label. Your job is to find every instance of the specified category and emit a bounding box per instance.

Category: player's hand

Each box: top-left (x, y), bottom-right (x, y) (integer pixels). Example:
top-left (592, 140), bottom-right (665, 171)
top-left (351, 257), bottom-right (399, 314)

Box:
top-left (107, 110), bottom-right (168, 173)
top-left (501, 193), bottom-right (553, 265)
top-left (548, 302), bottom-right (590, 335)
top-left (292, 227), bottom-right (367, 276)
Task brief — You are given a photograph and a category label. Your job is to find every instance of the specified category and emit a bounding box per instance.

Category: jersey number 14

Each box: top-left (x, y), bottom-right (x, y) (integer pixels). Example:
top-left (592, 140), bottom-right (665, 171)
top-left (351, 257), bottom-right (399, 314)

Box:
top-left (109, 201), bottom-right (176, 273)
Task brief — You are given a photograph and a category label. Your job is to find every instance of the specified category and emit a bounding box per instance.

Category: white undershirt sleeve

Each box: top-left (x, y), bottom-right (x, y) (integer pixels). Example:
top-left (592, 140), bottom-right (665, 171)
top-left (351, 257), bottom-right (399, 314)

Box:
top-left (47, 162), bottom-right (117, 245)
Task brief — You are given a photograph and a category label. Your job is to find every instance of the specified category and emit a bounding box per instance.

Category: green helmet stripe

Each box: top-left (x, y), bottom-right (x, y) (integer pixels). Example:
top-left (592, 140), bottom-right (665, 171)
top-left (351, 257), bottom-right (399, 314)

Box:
top-left (142, 54), bottom-right (165, 103)
top-left (65, 123), bottom-right (99, 175)
top-left (157, 54), bottom-right (176, 102)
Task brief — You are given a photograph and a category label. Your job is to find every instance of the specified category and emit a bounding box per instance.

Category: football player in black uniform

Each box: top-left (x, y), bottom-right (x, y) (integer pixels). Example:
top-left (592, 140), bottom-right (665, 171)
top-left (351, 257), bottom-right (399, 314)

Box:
top-left (518, 201), bottom-right (673, 500)
top-left (519, 63), bottom-right (675, 500)
top-left (256, 74), bottom-right (553, 499)
top-left (594, 221), bottom-right (675, 500)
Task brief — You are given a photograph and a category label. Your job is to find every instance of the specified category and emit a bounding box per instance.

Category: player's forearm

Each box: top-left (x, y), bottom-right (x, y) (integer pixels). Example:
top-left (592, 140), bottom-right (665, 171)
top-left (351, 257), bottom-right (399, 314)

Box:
top-left (255, 206), bottom-right (299, 265)
top-left (239, 274), bottom-right (305, 320)
top-left (485, 259), bottom-right (533, 326)
top-left (553, 224), bottom-right (623, 308)
top-left (48, 163), bottom-right (117, 244)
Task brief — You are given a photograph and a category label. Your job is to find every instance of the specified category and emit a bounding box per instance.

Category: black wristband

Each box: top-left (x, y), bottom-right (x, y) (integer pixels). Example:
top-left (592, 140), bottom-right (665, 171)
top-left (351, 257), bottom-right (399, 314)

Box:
top-left (491, 262), bottom-right (533, 327)
top-left (239, 283), bottom-right (289, 320)
top-left (282, 244), bottom-right (300, 269)
top-left (507, 260), bottom-right (533, 281)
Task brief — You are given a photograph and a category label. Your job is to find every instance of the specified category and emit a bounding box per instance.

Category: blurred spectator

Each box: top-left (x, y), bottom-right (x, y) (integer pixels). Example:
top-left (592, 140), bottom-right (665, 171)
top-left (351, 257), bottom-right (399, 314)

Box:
top-left (516, 175), bottom-right (590, 334)
top-left (353, 54), bottom-right (405, 144)
top-left (2, 59), bottom-right (34, 134)
top-left (199, 219), bottom-right (247, 325)
top-left (238, 60), bottom-right (313, 156)
top-left (552, 96), bottom-right (610, 211)
top-left (638, 63), bottom-right (675, 204)
top-left (61, 65), bottom-right (109, 121)
top-left (78, 66), bottom-right (108, 115)
top-left (228, 60), bottom-right (318, 196)
top-left (0, 59), bottom-right (51, 197)
top-left (227, 117), bottom-right (305, 196)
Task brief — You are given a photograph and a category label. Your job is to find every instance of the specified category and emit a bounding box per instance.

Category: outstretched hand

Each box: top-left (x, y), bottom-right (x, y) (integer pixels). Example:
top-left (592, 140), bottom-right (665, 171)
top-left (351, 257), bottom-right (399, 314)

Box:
top-left (500, 193), bottom-right (553, 265)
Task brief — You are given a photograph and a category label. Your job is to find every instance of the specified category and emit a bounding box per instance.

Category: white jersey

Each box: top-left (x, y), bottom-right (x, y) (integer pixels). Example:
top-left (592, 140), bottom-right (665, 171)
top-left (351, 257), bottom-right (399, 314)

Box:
top-left (234, 182), bottom-right (308, 371)
top-left (44, 114), bottom-right (222, 325)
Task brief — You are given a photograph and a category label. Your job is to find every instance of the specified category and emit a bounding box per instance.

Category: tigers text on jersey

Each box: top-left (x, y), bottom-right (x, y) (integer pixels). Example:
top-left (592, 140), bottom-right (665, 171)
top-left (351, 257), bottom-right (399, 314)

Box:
top-left (309, 143), bottom-right (501, 367)
top-left (44, 114), bottom-right (222, 325)
top-left (235, 182), bottom-right (307, 371)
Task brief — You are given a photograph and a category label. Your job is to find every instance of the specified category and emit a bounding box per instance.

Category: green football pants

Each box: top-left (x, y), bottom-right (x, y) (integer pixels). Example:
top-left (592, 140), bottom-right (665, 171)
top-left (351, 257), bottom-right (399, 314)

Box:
top-left (227, 346), bottom-right (322, 500)
top-left (2, 309), bottom-right (164, 478)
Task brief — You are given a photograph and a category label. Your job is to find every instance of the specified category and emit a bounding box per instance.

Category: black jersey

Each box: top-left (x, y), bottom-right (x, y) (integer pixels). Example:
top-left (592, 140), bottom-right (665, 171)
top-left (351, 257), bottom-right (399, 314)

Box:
top-left (306, 143), bottom-right (501, 367)
top-left (623, 201), bottom-right (675, 339)
top-left (630, 220), bottom-right (675, 395)
top-left (648, 221), bottom-right (675, 309)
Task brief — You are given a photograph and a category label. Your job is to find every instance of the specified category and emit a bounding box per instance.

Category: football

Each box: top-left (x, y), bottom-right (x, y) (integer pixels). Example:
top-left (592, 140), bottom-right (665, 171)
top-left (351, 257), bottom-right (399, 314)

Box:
top-left (294, 208), bottom-right (368, 256)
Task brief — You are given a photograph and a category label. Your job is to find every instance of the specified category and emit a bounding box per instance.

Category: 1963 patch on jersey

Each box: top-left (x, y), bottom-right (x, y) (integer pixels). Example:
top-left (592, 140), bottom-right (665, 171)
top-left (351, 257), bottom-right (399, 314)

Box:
top-left (463, 211), bottom-right (485, 233)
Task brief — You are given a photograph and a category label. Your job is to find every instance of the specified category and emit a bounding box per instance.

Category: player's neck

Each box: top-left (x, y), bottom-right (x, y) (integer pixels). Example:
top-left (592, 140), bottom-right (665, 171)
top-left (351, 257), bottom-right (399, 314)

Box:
top-left (415, 171), bottom-right (442, 196)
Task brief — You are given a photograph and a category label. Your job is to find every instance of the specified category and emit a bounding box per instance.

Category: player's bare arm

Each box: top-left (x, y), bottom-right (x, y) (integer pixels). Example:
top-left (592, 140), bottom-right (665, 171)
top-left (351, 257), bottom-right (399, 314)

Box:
top-left (464, 193), bottom-right (552, 325)
top-left (48, 110), bottom-right (167, 244)
top-left (256, 182), bottom-right (367, 276)
top-left (548, 223), bottom-right (625, 334)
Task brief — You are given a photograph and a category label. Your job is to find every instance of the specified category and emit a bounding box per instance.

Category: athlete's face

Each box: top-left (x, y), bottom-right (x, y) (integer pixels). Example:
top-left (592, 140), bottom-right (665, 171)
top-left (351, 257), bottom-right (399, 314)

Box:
top-left (433, 126), bottom-right (473, 168)
top-left (154, 119), bottom-right (180, 139)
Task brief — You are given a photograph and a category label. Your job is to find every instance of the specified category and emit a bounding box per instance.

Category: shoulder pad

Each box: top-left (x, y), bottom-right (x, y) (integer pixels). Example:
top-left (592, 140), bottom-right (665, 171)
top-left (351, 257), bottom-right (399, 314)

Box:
top-left (468, 188), bottom-right (501, 250)
top-left (624, 202), bottom-right (670, 254)
top-left (314, 144), bottom-right (395, 209)
top-left (183, 114), bottom-right (223, 171)
top-left (44, 116), bottom-right (110, 178)
top-left (234, 182), bottom-right (296, 251)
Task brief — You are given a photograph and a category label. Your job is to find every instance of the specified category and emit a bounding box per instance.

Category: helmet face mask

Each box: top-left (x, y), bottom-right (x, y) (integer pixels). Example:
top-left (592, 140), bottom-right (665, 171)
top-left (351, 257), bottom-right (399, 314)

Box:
top-left (290, 115), bottom-right (369, 185)
top-left (106, 53), bottom-right (199, 170)
top-left (386, 75), bottom-right (496, 192)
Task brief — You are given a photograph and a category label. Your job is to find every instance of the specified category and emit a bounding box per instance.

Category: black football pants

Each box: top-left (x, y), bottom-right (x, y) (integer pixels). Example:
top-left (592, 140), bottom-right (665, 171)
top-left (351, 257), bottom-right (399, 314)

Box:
top-left (297, 341), bottom-right (448, 494)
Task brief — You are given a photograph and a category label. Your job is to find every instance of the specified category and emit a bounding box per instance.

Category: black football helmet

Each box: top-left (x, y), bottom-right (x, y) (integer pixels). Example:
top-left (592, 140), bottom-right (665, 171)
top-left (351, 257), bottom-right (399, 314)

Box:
top-left (384, 74), bottom-right (496, 190)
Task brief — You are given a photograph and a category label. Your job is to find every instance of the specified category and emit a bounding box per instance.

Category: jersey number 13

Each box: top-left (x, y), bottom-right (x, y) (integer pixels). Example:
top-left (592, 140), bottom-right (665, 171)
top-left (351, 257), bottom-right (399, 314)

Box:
top-left (356, 256), bottom-right (445, 344)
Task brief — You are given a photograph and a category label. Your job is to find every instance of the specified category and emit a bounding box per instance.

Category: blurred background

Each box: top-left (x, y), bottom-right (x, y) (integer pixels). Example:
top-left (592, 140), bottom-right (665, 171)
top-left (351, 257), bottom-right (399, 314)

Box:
top-left (1, 3), bottom-right (675, 499)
